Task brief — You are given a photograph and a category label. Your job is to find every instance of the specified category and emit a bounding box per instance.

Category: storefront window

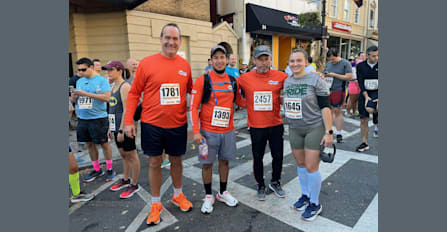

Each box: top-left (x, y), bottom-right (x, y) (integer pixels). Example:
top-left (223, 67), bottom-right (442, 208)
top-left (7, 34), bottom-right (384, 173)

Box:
top-left (350, 40), bottom-right (361, 58)
top-left (340, 38), bottom-right (349, 59)
top-left (328, 36), bottom-right (340, 53)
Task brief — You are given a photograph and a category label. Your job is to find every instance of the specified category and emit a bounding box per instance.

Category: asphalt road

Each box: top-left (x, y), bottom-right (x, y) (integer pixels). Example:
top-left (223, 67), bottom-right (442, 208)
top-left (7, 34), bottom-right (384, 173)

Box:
top-left (69, 113), bottom-right (378, 232)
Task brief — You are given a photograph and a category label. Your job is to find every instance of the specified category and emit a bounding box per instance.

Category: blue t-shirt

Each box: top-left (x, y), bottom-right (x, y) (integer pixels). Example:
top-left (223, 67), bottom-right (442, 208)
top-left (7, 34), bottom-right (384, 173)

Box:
top-left (75, 75), bottom-right (111, 120)
top-left (225, 66), bottom-right (240, 78)
top-left (205, 66), bottom-right (213, 72)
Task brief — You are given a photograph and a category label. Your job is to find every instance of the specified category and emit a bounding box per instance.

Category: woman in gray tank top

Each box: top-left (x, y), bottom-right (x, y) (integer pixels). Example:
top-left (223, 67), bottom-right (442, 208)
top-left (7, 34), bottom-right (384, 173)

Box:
top-left (104, 61), bottom-right (141, 199)
top-left (284, 49), bottom-right (334, 221)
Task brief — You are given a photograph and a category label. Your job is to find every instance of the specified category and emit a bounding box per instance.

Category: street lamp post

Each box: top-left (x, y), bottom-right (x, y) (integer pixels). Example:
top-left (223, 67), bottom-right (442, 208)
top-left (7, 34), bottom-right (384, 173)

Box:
top-left (321, 0), bottom-right (328, 69)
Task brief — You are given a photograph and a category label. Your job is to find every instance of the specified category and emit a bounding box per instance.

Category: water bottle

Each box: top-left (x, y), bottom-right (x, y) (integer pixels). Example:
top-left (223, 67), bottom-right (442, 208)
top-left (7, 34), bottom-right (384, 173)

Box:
top-left (199, 139), bottom-right (208, 160)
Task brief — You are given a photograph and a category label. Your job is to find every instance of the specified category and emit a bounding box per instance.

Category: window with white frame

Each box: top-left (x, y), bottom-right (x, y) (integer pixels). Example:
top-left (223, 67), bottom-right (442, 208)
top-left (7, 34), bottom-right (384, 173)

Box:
top-left (355, 8), bottom-right (360, 24)
top-left (369, 9), bottom-right (375, 27)
top-left (331, 0), bottom-right (337, 18)
top-left (343, 0), bottom-right (350, 21)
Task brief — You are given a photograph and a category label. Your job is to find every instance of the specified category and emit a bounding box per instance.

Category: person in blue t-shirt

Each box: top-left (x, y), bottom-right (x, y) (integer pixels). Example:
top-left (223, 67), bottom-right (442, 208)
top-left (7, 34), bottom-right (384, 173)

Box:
top-left (225, 54), bottom-right (240, 78)
top-left (205, 58), bottom-right (213, 74)
top-left (70, 57), bottom-right (115, 183)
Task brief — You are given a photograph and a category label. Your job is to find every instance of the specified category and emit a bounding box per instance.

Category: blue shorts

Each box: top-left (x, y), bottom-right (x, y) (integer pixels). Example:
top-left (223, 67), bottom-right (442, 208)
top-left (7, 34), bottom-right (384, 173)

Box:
top-left (141, 122), bottom-right (187, 156)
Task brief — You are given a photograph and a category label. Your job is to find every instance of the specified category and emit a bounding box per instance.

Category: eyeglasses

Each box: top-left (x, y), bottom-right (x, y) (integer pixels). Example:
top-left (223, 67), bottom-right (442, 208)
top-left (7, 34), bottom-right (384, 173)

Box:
top-left (77, 68), bottom-right (87, 72)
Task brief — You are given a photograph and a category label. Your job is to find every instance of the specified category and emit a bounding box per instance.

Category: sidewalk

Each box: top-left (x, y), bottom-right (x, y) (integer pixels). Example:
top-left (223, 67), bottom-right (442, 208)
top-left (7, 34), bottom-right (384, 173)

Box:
top-left (69, 108), bottom-right (249, 169)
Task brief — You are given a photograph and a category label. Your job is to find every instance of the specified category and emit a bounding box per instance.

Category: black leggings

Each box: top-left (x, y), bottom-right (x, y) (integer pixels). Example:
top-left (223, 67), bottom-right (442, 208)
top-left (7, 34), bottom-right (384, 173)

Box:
top-left (249, 124), bottom-right (284, 186)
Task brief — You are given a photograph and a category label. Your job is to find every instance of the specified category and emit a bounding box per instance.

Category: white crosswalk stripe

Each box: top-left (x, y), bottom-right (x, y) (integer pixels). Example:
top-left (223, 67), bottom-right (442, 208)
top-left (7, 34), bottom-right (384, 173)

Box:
top-left (178, 130), bottom-right (378, 232)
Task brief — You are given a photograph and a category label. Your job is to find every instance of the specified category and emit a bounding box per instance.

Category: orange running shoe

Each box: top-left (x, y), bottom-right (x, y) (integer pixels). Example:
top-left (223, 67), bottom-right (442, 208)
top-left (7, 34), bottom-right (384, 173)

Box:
top-left (146, 202), bottom-right (163, 225)
top-left (171, 193), bottom-right (193, 212)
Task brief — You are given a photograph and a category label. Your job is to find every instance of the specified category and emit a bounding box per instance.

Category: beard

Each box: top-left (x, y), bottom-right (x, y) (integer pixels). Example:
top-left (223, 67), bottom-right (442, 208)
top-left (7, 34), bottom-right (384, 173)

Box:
top-left (256, 66), bottom-right (269, 74)
top-left (214, 68), bottom-right (226, 74)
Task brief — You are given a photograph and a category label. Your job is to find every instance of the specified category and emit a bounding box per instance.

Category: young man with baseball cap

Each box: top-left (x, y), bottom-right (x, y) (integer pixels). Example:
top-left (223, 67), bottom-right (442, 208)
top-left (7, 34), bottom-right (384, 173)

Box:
top-left (190, 45), bottom-right (246, 214)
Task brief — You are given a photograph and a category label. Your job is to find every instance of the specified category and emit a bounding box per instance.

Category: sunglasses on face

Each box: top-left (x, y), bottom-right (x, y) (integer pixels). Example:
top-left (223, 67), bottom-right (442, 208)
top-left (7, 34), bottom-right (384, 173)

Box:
top-left (77, 68), bottom-right (87, 72)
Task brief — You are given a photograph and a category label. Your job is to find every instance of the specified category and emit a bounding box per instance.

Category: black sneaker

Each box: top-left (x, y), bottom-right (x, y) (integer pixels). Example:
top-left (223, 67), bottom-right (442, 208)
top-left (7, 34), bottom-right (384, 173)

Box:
top-left (257, 185), bottom-right (266, 201)
top-left (336, 134), bottom-right (343, 143)
top-left (269, 181), bottom-right (285, 198)
top-left (83, 169), bottom-right (105, 182)
top-left (356, 143), bottom-right (370, 152)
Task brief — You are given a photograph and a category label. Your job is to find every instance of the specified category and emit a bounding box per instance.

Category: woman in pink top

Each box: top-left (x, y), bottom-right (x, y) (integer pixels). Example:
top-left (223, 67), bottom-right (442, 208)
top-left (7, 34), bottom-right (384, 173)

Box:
top-left (346, 52), bottom-right (365, 117)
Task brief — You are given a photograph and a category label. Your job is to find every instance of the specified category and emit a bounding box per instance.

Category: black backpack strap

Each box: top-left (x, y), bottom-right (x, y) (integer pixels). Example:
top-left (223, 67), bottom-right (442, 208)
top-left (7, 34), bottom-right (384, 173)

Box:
top-left (228, 75), bottom-right (237, 103)
top-left (201, 74), bottom-right (212, 104)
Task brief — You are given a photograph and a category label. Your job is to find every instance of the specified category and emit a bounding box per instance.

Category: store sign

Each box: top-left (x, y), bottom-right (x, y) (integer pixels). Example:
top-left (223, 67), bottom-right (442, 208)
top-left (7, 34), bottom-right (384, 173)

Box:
top-left (284, 15), bottom-right (300, 27)
top-left (332, 21), bottom-right (352, 33)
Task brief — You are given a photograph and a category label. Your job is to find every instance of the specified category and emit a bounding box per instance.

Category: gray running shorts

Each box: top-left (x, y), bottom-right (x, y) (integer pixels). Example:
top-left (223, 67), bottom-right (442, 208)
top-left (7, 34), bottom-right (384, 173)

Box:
top-left (199, 129), bottom-right (236, 164)
top-left (289, 124), bottom-right (325, 151)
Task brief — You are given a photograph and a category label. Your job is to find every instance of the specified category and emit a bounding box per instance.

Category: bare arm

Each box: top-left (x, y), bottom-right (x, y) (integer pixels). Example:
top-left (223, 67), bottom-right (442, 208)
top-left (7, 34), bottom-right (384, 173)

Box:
top-left (119, 83), bottom-right (131, 131)
top-left (73, 90), bottom-right (111, 102)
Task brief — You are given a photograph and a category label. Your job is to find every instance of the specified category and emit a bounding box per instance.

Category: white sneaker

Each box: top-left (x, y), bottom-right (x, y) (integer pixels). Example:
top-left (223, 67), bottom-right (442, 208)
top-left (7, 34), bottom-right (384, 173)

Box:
top-left (216, 191), bottom-right (238, 207)
top-left (201, 195), bottom-right (215, 214)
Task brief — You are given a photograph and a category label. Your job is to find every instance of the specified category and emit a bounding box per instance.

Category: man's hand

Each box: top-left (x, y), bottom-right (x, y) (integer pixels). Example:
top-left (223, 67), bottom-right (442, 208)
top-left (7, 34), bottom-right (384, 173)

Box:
top-left (124, 125), bottom-right (136, 139)
top-left (117, 132), bottom-right (124, 142)
top-left (193, 133), bottom-right (205, 145)
top-left (73, 89), bottom-right (88, 97)
top-left (107, 130), bottom-right (113, 140)
top-left (312, 71), bottom-right (325, 80)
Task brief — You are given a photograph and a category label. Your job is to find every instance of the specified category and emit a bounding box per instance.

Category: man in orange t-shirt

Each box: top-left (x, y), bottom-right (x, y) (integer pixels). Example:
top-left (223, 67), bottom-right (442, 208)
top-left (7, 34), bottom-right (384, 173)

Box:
top-left (124, 23), bottom-right (193, 225)
top-left (238, 45), bottom-right (288, 200)
top-left (190, 45), bottom-right (245, 214)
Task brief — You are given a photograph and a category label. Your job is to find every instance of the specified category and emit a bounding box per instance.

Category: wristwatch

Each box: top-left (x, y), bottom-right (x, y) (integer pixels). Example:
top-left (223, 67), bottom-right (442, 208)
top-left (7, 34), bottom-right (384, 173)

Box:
top-left (118, 129), bottom-right (123, 134)
top-left (325, 130), bottom-right (333, 135)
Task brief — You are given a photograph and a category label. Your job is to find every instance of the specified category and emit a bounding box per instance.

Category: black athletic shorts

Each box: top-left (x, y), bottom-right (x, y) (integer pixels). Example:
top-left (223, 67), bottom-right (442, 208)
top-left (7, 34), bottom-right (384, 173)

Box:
top-left (113, 132), bottom-right (136, 152)
top-left (358, 91), bottom-right (378, 119)
top-left (141, 122), bottom-right (187, 157)
top-left (77, 117), bottom-right (109, 144)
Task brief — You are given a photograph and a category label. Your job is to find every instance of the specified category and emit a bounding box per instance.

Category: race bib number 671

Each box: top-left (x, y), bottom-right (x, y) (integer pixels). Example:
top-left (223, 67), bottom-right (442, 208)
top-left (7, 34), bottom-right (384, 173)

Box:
top-left (160, 83), bottom-right (180, 105)
top-left (78, 96), bottom-right (93, 109)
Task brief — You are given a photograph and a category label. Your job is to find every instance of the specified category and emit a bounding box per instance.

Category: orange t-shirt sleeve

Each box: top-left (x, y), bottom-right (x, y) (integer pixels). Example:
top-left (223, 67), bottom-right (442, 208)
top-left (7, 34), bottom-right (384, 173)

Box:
top-left (235, 79), bottom-right (246, 108)
top-left (190, 75), bottom-right (204, 134)
top-left (124, 60), bottom-right (146, 126)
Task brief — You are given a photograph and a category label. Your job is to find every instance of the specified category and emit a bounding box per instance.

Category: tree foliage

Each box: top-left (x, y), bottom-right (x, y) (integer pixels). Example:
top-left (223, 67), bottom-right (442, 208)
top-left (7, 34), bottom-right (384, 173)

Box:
top-left (298, 12), bottom-right (321, 26)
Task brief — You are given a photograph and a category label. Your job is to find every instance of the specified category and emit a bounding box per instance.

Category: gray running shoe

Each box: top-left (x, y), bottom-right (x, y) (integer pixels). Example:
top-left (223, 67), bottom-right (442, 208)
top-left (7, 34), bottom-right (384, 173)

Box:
top-left (71, 191), bottom-right (95, 203)
top-left (269, 181), bottom-right (285, 198)
top-left (257, 185), bottom-right (266, 201)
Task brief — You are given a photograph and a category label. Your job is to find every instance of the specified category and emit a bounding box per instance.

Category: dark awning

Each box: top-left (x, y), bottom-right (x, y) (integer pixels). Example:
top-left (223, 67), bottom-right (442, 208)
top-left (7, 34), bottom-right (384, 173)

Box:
top-left (70, 0), bottom-right (148, 13)
top-left (246, 3), bottom-right (322, 40)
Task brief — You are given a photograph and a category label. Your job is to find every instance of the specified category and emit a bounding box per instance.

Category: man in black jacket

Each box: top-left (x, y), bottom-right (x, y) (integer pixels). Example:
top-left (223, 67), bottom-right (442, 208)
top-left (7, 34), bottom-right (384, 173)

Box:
top-left (356, 46), bottom-right (379, 152)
